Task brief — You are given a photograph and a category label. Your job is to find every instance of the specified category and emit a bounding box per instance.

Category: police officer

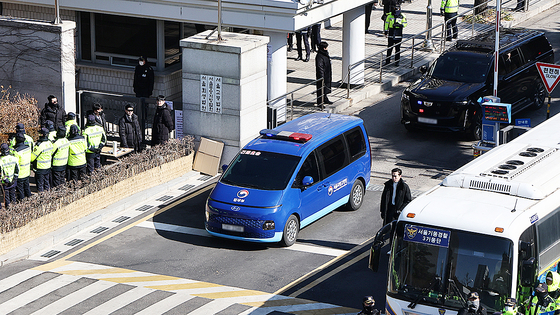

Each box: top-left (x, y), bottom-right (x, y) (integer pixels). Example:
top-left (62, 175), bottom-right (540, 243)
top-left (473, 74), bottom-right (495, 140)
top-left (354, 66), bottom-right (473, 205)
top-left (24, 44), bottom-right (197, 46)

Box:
top-left (12, 132), bottom-right (32, 200)
top-left (0, 143), bottom-right (19, 209)
top-left (83, 114), bottom-right (107, 174)
top-left (45, 120), bottom-right (57, 142)
top-left (65, 112), bottom-right (80, 137)
top-left (441, 0), bottom-right (459, 41)
top-left (528, 283), bottom-right (557, 315)
top-left (458, 292), bottom-right (487, 315)
top-left (31, 128), bottom-right (54, 192)
top-left (545, 271), bottom-right (560, 314)
top-left (384, 6), bottom-right (407, 67)
top-left (67, 125), bottom-right (87, 182)
top-left (52, 126), bottom-right (70, 187)
top-left (9, 123), bottom-right (34, 151)
top-left (358, 296), bottom-right (380, 315)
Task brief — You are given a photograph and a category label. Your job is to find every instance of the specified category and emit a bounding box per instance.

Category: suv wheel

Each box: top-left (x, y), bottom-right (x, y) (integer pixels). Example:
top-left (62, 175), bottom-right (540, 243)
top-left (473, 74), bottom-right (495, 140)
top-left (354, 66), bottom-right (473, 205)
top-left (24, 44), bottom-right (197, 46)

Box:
top-left (532, 81), bottom-right (546, 110)
top-left (466, 110), bottom-right (482, 141)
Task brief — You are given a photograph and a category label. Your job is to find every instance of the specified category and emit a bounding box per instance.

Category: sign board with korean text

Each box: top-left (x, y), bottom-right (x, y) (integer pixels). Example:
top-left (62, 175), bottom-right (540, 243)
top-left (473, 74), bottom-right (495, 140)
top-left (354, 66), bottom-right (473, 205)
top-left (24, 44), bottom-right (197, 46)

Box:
top-left (403, 224), bottom-right (450, 248)
top-left (536, 62), bottom-right (560, 94)
top-left (515, 118), bottom-right (531, 128)
top-left (200, 75), bottom-right (223, 114)
top-left (482, 102), bottom-right (511, 123)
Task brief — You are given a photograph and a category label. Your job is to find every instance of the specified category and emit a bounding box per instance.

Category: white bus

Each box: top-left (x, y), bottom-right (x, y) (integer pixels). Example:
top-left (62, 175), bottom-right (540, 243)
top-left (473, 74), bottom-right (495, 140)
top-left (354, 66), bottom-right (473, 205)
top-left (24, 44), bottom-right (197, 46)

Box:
top-left (369, 113), bottom-right (560, 315)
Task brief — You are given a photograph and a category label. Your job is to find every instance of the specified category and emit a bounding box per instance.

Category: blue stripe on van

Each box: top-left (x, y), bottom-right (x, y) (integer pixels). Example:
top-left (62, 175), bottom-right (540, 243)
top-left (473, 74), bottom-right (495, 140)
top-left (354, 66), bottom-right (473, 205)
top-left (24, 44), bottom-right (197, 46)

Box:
top-left (206, 230), bottom-right (283, 243)
top-left (300, 196), bottom-right (349, 228)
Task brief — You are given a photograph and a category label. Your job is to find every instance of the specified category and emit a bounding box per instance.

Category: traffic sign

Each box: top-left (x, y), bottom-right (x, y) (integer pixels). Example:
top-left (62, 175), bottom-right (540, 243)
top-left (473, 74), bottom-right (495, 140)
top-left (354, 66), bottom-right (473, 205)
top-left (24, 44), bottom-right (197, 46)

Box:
top-left (536, 62), bottom-right (560, 94)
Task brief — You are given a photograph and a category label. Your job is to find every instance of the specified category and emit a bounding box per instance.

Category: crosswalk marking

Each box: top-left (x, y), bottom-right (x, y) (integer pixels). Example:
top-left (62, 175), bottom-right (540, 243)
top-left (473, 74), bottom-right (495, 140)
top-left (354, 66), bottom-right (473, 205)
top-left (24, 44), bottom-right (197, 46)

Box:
top-left (134, 293), bottom-right (195, 315)
top-left (58, 267), bottom-right (135, 276)
top-left (99, 275), bottom-right (181, 283)
top-left (145, 282), bottom-right (223, 291)
top-left (81, 286), bottom-right (153, 315)
top-left (0, 269), bottom-right (43, 292)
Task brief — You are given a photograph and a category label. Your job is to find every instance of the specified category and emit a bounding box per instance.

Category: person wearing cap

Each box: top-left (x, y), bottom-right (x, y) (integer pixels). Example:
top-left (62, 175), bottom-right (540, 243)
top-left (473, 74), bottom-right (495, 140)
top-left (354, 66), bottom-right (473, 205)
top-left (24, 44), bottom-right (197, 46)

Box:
top-left (133, 56), bottom-right (155, 98)
top-left (315, 41), bottom-right (333, 106)
top-left (545, 271), bottom-right (560, 313)
top-left (67, 125), bottom-right (87, 182)
top-left (9, 123), bottom-right (34, 151)
top-left (119, 104), bottom-right (142, 152)
top-left (45, 120), bottom-right (57, 142)
top-left (152, 95), bottom-right (174, 146)
top-left (358, 296), bottom-right (380, 315)
top-left (51, 126), bottom-right (70, 187)
top-left (39, 95), bottom-right (66, 129)
top-left (384, 6), bottom-right (407, 67)
top-left (31, 128), bottom-right (54, 192)
top-left (83, 114), bottom-right (107, 174)
top-left (65, 112), bottom-right (81, 137)
top-left (458, 292), bottom-right (487, 315)
top-left (502, 297), bottom-right (517, 315)
top-left (86, 103), bottom-right (107, 133)
top-left (12, 133), bottom-right (32, 200)
top-left (0, 143), bottom-right (19, 209)
top-left (528, 282), bottom-right (557, 315)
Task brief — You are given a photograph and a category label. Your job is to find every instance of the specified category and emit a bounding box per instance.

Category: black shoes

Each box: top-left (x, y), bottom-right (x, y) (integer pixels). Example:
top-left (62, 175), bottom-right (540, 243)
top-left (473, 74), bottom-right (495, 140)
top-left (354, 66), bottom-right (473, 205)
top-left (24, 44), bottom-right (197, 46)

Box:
top-left (295, 56), bottom-right (302, 61)
top-left (304, 55), bottom-right (310, 62)
top-left (287, 46), bottom-right (293, 52)
top-left (324, 99), bottom-right (333, 104)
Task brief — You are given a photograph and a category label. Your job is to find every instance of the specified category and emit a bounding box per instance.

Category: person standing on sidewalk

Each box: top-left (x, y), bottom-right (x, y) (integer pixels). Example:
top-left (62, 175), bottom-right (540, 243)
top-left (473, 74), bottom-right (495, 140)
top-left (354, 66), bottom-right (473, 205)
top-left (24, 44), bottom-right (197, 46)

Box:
top-left (133, 56), bottom-right (155, 98)
top-left (51, 126), bottom-right (70, 187)
top-left (31, 128), bottom-right (53, 192)
top-left (9, 123), bottom-right (34, 151)
top-left (83, 115), bottom-right (107, 174)
top-left (119, 105), bottom-right (142, 152)
top-left (380, 167), bottom-right (411, 226)
top-left (441, 0), bottom-right (459, 41)
top-left (0, 143), bottom-right (19, 209)
top-left (315, 41), bottom-right (333, 106)
top-left (67, 125), bottom-right (87, 182)
top-left (310, 23), bottom-right (322, 52)
top-left (384, 6), bottom-right (407, 67)
top-left (365, 0), bottom-right (378, 34)
top-left (12, 132), bottom-right (32, 200)
top-left (295, 27), bottom-right (311, 62)
top-left (40, 95), bottom-right (66, 129)
top-left (152, 95), bottom-right (174, 146)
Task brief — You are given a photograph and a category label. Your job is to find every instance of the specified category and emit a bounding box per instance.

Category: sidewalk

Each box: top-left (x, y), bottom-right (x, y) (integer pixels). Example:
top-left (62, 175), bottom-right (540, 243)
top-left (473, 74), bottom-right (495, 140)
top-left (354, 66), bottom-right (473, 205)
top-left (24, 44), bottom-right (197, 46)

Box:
top-left (285, 0), bottom-right (560, 116)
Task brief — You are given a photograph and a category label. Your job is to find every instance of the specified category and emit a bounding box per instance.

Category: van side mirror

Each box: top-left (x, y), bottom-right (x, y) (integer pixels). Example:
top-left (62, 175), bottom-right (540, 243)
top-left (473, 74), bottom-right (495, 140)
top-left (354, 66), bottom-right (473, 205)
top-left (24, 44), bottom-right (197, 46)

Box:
top-left (221, 164), bottom-right (228, 173)
top-left (368, 221), bottom-right (395, 272)
top-left (420, 65), bottom-right (427, 74)
top-left (520, 257), bottom-right (537, 287)
top-left (302, 176), bottom-right (314, 186)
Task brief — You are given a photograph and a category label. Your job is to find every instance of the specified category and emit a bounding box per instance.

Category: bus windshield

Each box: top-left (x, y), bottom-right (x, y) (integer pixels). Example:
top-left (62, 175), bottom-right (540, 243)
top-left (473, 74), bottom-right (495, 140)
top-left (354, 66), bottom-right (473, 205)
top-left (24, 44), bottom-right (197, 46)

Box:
top-left (389, 222), bottom-right (513, 313)
top-left (221, 150), bottom-right (301, 190)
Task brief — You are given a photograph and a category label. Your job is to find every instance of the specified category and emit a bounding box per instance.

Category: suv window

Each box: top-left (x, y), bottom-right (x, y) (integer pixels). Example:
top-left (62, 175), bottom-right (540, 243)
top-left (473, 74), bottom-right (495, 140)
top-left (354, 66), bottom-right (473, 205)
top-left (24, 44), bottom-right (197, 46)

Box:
top-left (499, 49), bottom-right (524, 75)
top-left (520, 36), bottom-right (551, 63)
top-left (318, 136), bottom-right (348, 177)
top-left (293, 151), bottom-right (321, 187)
top-left (345, 127), bottom-right (366, 162)
top-left (430, 52), bottom-right (492, 83)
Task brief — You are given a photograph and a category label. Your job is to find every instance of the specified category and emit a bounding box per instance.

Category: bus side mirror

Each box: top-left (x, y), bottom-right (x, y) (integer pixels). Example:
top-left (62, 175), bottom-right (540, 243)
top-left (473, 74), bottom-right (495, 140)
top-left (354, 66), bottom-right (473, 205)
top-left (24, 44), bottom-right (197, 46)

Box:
top-left (519, 240), bottom-right (533, 260)
top-left (520, 257), bottom-right (537, 287)
top-left (221, 164), bottom-right (228, 173)
top-left (368, 221), bottom-right (395, 272)
top-left (420, 65), bottom-right (427, 74)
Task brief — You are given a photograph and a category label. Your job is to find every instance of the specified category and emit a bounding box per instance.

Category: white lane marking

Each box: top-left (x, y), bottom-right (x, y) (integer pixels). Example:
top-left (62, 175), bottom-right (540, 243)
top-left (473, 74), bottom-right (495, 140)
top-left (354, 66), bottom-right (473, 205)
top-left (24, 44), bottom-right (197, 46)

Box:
top-left (135, 221), bottom-right (349, 257)
top-left (0, 269), bottom-right (43, 292)
top-left (81, 286), bottom-right (153, 315)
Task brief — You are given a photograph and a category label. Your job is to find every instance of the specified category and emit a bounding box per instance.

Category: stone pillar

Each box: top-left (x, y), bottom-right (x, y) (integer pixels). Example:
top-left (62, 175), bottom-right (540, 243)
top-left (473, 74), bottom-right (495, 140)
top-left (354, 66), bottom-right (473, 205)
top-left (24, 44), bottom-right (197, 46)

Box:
top-left (263, 31), bottom-right (288, 124)
top-left (342, 7), bottom-right (365, 85)
top-left (0, 18), bottom-right (76, 113)
top-left (181, 31), bottom-right (269, 164)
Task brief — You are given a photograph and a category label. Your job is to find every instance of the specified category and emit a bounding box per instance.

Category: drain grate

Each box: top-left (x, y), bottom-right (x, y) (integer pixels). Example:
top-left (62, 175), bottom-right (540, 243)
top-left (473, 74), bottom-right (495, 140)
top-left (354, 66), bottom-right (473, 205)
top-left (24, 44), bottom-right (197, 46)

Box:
top-left (136, 205), bottom-right (153, 212)
top-left (198, 175), bottom-right (212, 181)
top-left (112, 216), bottom-right (130, 223)
top-left (156, 195), bottom-right (173, 202)
top-left (91, 227), bottom-right (109, 234)
top-left (64, 239), bottom-right (84, 246)
top-left (178, 184), bottom-right (195, 191)
top-left (41, 250), bottom-right (61, 258)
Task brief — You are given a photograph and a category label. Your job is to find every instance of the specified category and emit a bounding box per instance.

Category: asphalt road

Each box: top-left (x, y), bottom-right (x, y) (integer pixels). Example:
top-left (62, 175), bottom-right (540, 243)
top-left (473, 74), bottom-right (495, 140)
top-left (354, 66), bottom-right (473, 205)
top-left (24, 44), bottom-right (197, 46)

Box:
top-left (1, 6), bottom-right (560, 315)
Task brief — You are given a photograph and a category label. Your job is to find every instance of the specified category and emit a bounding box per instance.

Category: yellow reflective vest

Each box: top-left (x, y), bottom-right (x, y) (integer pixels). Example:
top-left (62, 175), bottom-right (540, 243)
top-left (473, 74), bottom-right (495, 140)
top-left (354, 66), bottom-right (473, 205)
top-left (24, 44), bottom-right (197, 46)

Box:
top-left (0, 154), bottom-right (19, 183)
top-left (13, 145), bottom-right (31, 178)
top-left (441, 0), bottom-right (459, 13)
top-left (31, 140), bottom-right (54, 170)
top-left (68, 136), bottom-right (87, 167)
top-left (83, 125), bottom-right (107, 153)
top-left (52, 137), bottom-right (70, 167)
top-left (65, 120), bottom-right (80, 136)
top-left (9, 134), bottom-right (34, 152)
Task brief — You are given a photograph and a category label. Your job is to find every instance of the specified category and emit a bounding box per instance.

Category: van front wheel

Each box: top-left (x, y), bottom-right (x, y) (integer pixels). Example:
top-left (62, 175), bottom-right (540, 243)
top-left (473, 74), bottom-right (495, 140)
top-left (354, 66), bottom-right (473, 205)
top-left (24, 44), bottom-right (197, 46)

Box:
top-left (346, 180), bottom-right (365, 211)
top-left (281, 215), bottom-right (299, 247)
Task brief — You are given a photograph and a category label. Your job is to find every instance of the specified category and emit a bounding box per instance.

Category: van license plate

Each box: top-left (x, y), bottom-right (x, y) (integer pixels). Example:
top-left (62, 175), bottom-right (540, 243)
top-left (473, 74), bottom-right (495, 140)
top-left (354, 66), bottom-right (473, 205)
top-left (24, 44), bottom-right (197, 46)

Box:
top-left (222, 224), bottom-right (244, 232)
top-left (418, 117), bottom-right (437, 124)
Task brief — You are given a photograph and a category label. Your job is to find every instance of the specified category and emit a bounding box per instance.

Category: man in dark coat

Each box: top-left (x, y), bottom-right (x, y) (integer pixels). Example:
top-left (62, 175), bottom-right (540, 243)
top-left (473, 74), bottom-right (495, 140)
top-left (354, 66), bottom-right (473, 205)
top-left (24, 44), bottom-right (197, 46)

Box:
top-left (119, 105), bottom-right (142, 151)
top-left (39, 95), bottom-right (66, 128)
top-left (85, 103), bottom-right (107, 133)
top-left (133, 56), bottom-right (155, 98)
top-left (152, 95), bottom-right (174, 146)
top-left (380, 167), bottom-right (412, 226)
top-left (315, 41), bottom-right (333, 106)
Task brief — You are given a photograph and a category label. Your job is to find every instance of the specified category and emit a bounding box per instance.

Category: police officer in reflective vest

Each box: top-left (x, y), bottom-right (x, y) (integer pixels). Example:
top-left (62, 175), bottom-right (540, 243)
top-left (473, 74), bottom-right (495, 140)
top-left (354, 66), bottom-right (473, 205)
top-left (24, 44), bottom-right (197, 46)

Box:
top-left (12, 132), bottom-right (32, 200)
top-left (65, 112), bottom-right (80, 137)
top-left (384, 6), bottom-right (407, 67)
top-left (52, 126), bottom-right (70, 187)
top-left (67, 125), bottom-right (87, 182)
top-left (9, 123), bottom-right (34, 152)
top-left (83, 115), bottom-right (107, 174)
top-left (31, 128), bottom-right (54, 192)
top-left (1, 143), bottom-right (19, 209)
top-left (441, 0), bottom-right (459, 41)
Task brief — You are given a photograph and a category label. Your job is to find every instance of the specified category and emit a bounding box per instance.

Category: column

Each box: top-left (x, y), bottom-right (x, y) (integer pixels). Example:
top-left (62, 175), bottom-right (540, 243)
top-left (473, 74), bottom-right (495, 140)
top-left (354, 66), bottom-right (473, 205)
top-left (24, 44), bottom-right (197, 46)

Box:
top-left (342, 6), bottom-right (365, 85)
top-left (263, 31), bottom-right (288, 125)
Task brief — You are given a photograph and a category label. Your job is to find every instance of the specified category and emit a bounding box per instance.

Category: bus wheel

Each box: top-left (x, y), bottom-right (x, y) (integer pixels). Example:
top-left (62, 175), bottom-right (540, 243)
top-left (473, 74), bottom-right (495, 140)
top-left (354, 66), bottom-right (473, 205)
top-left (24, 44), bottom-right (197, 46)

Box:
top-left (281, 215), bottom-right (299, 247)
top-left (346, 180), bottom-right (365, 211)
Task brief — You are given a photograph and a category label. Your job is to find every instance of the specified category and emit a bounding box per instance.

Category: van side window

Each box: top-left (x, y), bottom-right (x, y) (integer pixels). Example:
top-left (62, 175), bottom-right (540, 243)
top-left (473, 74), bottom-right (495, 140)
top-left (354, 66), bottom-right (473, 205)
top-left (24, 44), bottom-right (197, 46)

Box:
top-left (499, 49), bottom-right (523, 75)
top-left (345, 127), bottom-right (366, 162)
top-left (318, 136), bottom-right (348, 177)
top-left (293, 151), bottom-right (320, 187)
top-left (521, 36), bottom-right (551, 63)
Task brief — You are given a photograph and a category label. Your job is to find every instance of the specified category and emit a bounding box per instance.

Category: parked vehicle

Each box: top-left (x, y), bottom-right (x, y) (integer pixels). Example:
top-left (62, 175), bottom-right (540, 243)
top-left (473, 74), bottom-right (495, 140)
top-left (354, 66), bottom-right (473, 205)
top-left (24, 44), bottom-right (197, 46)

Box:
top-left (401, 28), bottom-right (554, 140)
top-left (205, 113), bottom-right (371, 246)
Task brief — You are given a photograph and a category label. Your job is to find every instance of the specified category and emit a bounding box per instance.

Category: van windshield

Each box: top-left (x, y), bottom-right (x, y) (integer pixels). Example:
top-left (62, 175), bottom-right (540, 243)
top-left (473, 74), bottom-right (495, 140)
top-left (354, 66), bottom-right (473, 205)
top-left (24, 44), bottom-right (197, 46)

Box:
top-left (429, 52), bottom-right (491, 83)
top-left (221, 150), bottom-right (301, 190)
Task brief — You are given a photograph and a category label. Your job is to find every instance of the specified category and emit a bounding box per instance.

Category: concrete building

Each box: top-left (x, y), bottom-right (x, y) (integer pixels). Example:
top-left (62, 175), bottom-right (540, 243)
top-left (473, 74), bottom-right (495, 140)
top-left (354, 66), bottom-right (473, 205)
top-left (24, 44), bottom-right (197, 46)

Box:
top-left (1, 0), bottom-right (370, 110)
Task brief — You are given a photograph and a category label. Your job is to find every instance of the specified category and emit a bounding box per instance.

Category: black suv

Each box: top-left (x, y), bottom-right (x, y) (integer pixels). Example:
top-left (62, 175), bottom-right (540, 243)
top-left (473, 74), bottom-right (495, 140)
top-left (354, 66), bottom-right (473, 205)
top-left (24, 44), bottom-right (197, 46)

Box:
top-left (401, 29), bottom-right (554, 140)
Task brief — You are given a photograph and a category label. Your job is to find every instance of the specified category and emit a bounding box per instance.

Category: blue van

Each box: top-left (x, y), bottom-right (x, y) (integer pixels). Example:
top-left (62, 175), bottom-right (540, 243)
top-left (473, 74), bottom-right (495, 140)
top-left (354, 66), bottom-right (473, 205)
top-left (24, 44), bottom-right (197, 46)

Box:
top-left (205, 113), bottom-right (371, 246)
